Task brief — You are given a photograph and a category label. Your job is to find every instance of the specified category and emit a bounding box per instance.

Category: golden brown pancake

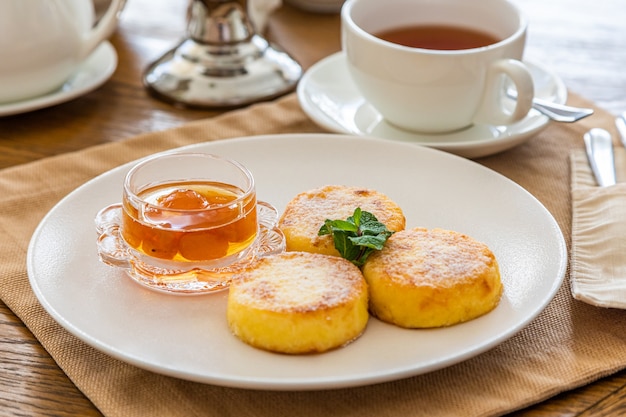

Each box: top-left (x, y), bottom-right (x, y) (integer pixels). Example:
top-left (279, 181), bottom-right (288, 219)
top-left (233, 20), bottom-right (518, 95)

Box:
top-left (278, 185), bottom-right (405, 256)
top-left (362, 227), bottom-right (502, 328)
top-left (227, 251), bottom-right (369, 354)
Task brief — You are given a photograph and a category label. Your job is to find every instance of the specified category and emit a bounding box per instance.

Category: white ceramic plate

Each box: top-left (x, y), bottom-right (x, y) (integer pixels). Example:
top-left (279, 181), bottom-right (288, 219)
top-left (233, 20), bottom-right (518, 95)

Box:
top-left (297, 52), bottom-right (567, 158)
top-left (0, 41), bottom-right (117, 117)
top-left (27, 134), bottom-right (567, 390)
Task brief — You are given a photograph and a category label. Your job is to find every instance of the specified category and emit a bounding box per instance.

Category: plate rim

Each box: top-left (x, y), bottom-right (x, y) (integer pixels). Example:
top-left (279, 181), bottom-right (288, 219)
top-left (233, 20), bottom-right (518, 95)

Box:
top-left (0, 41), bottom-right (118, 117)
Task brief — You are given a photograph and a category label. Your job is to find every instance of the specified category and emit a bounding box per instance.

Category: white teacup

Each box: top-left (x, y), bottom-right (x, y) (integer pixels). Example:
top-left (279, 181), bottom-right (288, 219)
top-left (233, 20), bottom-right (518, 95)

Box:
top-left (0, 0), bottom-right (125, 104)
top-left (341, 0), bottom-right (535, 134)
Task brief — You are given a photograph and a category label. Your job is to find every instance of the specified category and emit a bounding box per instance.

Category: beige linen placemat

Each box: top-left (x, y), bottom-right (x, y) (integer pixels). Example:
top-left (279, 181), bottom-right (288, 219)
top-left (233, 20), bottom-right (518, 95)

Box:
top-left (2, 93), bottom-right (626, 417)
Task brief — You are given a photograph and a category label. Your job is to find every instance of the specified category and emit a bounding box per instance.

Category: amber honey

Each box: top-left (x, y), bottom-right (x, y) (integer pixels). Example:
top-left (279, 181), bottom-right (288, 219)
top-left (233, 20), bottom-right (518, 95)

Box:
top-left (121, 180), bottom-right (258, 262)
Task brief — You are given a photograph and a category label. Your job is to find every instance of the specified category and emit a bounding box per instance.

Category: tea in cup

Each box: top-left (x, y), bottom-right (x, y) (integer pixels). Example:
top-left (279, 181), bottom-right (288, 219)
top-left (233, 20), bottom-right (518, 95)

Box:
top-left (95, 152), bottom-right (285, 294)
top-left (341, 0), bottom-right (535, 133)
top-left (0, 0), bottom-right (125, 103)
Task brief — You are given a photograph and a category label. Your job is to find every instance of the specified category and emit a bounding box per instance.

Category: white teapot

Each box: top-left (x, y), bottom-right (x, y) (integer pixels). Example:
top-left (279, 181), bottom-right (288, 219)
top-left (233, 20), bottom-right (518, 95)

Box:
top-left (0, 0), bottom-right (125, 103)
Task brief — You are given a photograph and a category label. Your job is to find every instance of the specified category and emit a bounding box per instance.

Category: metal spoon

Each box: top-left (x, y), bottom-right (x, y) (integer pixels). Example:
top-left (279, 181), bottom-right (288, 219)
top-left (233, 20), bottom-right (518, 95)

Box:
top-left (506, 89), bottom-right (594, 122)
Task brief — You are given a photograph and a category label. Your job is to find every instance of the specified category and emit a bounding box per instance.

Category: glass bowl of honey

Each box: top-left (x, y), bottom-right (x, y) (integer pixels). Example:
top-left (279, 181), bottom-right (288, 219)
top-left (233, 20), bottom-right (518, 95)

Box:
top-left (95, 152), bottom-right (285, 294)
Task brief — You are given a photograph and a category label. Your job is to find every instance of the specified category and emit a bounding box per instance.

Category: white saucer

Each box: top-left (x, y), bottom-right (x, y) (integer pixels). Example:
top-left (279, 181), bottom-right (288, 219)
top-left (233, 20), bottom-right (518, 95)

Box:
top-left (0, 41), bottom-right (118, 117)
top-left (297, 52), bottom-right (567, 158)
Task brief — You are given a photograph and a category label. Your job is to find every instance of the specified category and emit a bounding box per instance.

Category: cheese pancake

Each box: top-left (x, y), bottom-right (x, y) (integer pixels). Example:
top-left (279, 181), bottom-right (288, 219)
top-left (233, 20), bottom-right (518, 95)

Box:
top-left (362, 228), bottom-right (502, 328)
top-left (278, 185), bottom-right (406, 256)
top-left (227, 251), bottom-right (369, 354)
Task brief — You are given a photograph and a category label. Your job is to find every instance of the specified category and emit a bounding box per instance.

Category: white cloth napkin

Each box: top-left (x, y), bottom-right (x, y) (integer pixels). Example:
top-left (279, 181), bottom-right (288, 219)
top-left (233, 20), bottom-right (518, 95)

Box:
top-left (570, 147), bottom-right (626, 308)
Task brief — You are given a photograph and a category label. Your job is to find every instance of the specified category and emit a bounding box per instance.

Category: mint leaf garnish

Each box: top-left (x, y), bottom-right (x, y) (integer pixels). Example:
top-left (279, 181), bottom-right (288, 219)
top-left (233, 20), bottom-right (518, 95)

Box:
top-left (318, 207), bottom-right (394, 267)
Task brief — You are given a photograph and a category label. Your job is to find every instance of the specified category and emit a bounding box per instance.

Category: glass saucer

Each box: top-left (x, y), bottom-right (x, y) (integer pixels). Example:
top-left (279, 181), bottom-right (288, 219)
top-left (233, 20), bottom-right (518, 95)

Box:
top-left (95, 201), bottom-right (285, 295)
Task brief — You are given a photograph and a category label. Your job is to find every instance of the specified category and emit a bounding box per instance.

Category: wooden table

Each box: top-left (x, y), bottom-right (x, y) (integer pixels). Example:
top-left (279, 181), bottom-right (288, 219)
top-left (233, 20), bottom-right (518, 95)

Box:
top-left (1, 0), bottom-right (625, 415)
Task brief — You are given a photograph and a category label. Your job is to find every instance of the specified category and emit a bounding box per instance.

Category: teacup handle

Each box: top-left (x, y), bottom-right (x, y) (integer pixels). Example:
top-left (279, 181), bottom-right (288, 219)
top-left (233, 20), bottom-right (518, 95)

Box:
top-left (80, 0), bottom-right (126, 60)
top-left (476, 59), bottom-right (535, 126)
